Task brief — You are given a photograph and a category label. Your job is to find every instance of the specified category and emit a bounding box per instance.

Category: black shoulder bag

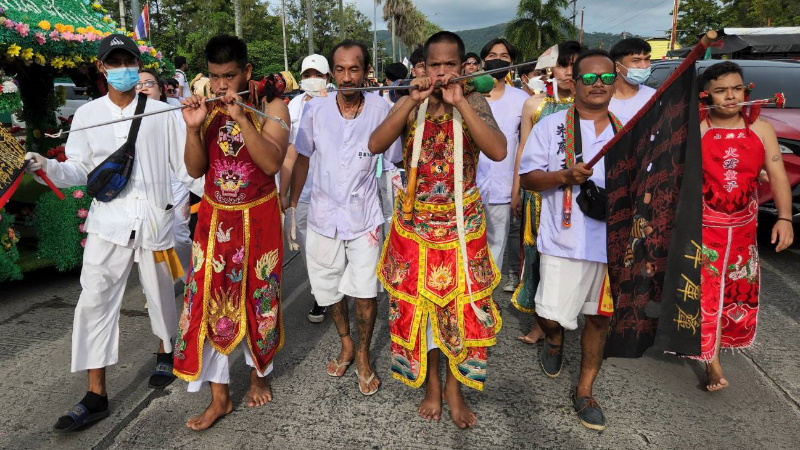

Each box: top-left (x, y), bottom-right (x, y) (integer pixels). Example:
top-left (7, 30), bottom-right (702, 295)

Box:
top-left (86, 94), bottom-right (147, 202)
top-left (573, 108), bottom-right (619, 221)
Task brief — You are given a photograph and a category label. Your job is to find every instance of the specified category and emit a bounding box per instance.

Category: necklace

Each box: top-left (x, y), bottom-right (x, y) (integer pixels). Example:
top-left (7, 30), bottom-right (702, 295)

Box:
top-left (336, 93), bottom-right (363, 120)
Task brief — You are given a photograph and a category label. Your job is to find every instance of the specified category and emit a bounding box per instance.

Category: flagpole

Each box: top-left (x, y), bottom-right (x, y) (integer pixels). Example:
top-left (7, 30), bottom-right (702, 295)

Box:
top-left (118, 0), bottom-right (126, 30)
top-left (131, 0), bottom-right (141, 33)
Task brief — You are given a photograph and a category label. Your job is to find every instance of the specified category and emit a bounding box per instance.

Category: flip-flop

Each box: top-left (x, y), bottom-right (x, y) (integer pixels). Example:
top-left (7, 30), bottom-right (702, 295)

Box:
top-left (326, 358), bottom-right (354, 377)
top-left (355, 369), bottom-right (380, 396)
top-left (53, 403), bottom-right (110, 432)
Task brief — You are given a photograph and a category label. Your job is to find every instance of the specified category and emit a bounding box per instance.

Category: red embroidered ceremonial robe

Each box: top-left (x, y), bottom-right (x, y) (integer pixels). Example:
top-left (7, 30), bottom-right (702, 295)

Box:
top-left (174, 106), bottom-right (283, 380)
top-left (698, 122), bottom-right (764, 361)
top-left (378, 112), bottom-right (502, 391)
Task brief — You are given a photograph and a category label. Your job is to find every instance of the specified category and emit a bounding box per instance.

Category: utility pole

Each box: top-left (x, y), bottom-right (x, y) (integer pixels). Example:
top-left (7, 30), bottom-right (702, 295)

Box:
top-left (570, 0), bottom-right (578, 38)
top-left (579, 7), bottom-right (585, 45)
top-left (281, 0), bottom-right (288, 71)
top-left (306, 0), bottom-right (314, 54)
top-left (131, 0), bottom-right (140, 31)
top-left (118, 0), bottom-right (126, 30)
top-left (339, 0), bottom-right (345, 40)
top-left (373, 1), bottom-right (378, 78)
top-left (234, 0), bottom-right (242, 38)
top-left (669, 0), bottom-right (679, 50)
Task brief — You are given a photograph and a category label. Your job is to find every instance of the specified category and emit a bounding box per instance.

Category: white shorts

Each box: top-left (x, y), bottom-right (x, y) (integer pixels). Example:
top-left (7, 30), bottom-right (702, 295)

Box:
top-left (187, 341), bottom-right (273, 392)
top-left (534, 254), bottom-right (606, 330)
top-left (484, 202), bottom-right (511, 269)
top-left (305, 228), bottom-right (381, 306)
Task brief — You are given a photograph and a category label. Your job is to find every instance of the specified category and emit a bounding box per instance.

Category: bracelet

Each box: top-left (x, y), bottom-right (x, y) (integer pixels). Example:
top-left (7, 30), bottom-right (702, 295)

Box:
top-left (777, 217), bottom-right (793, 223)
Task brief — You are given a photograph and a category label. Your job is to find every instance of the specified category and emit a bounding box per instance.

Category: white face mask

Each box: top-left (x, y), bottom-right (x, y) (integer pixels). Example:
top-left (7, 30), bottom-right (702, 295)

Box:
top-left (301, 77), bottom-right (327, 97)
top-left (526, 77), bottom-right (546, 94)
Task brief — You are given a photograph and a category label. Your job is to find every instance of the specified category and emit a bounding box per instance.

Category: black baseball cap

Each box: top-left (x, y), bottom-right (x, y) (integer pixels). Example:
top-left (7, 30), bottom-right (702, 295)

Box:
top-left (97, 34), bottom-right (141, 61)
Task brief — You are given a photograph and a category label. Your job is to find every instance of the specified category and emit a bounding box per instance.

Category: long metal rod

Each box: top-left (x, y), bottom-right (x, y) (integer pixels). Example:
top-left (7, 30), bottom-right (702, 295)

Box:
top-left (44, 91), bottom-right (278, 138)
top-left (324, 59), bottom-right (540, 94)
top-left (233, 101), bottom-right (289, 130)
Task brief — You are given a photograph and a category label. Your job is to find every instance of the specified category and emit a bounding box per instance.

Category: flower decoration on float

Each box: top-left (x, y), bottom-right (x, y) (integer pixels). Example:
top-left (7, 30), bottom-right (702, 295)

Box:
top-left (0, 70), bottom-right (22, 114)
top-left (0, 1), bottom-right (173, 75)
top-left (773, 93), bottom-right (786, 109)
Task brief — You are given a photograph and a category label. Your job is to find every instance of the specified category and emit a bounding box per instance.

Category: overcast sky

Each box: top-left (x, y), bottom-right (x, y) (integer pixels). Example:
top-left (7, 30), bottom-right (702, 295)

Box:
top-left (351, 0), bottom-right (677, 37)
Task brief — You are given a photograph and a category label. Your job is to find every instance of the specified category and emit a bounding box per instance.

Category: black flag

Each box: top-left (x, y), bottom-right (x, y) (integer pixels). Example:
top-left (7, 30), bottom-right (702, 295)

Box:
top-left (602, 46), bottom-right (706, 358)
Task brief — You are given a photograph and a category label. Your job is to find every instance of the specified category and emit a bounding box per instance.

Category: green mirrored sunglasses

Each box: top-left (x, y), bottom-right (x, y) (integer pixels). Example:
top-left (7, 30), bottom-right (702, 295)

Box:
top-left (577, 73), bottom-right (616, 86)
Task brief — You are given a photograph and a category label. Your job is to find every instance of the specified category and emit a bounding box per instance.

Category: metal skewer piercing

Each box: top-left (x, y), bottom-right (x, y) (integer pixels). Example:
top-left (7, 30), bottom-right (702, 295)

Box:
top-left (44, 90), bottom-right (291, 138)
top-left (701, 99), bottom-right (784, 109)
top-left (232, 100), bottom-right (289, 130)
top-left (317, 59), bottom-right (539, 94)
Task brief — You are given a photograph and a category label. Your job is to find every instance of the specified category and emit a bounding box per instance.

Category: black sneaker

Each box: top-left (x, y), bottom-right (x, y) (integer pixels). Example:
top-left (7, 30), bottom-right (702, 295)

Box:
top-left (539, 337), bottom-right (564, 378)
top-left (308, 302), bottom-right (326, 323)
top-left (572, 390), bottom-right (606, 431)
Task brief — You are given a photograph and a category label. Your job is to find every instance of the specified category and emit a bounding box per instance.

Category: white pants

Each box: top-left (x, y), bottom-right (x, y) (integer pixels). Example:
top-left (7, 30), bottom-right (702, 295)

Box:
top-left (305, 228), bottom-right (381, 306)
top-left (484, 203), bottom-right (512, 270)
top-left (72, 233), bottom-right (177, 372)
top-left (534, 254), bottom-right (606, 330)
top-left (187, 341), bottom-right (273, 392)
top-left (171, 178), bottom-right (192, 272)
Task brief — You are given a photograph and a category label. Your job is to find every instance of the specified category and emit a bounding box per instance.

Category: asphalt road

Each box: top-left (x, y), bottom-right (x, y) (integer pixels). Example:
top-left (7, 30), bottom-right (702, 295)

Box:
top-left (0, 220), bottom-right (798, 450)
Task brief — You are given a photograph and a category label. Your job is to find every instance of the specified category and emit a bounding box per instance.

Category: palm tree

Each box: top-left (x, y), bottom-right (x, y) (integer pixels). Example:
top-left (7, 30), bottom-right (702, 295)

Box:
top-left (506, 0), bottom-right (577, 61)
top-left (398, 8), bottom-right (427, 51)
top-left (382, 0), bottom-right (411, 61)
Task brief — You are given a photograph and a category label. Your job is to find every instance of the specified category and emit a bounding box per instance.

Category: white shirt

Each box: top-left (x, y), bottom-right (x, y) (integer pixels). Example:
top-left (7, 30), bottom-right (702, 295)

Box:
top-left (477, 86), bottom-right (529, 204)
top-left (609, 85), bottom-right (656, 119)
top-left (519, 109), bottom-right (628, 263)
top-left (174, 69), bottom-right (191, 98)
top-left (288, 94), bottom-right (314, 204)
top-left (294, 93), bottom-right (401, 240)
top-left (40, 95), bottom-right (203, 250)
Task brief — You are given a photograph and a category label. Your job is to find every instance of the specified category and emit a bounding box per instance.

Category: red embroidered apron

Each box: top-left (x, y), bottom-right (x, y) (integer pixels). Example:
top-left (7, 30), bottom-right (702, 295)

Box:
top-left (174, 106), bottom-right (284, 380)
top-left (377, 113), bottom-right (502, 391)
top-left (698, 124), bottom-right (764, 361)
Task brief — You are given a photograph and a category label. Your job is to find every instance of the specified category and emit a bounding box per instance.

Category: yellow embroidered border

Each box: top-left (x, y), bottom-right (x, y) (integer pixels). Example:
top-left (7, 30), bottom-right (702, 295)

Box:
top-left (202, 106), bottom-right (263, 134)
top-left (203, 190), bottom-right (276, 211)
top-left (533, 96), bottom-right (575, 125)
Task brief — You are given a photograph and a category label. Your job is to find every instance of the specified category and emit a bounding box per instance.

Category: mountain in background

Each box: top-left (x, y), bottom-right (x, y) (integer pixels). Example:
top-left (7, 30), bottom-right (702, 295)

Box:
top-left (376, 23), bottom-right (656, 60)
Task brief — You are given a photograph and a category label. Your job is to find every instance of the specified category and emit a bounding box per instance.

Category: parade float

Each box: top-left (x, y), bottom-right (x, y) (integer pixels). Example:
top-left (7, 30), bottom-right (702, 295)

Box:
top-left (0, 0), bottom-right (172, 281)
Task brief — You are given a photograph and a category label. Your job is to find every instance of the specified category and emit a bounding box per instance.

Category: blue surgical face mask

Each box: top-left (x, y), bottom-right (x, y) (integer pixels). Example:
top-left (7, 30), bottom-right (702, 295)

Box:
top-left (619, 63), bottom-right (651, 85)
top-left (103, 64), bottom-right (140, 92)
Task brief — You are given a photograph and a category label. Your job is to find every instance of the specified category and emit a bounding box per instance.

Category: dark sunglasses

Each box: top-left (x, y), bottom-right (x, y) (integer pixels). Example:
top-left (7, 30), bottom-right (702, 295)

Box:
top-left (576, 73), bottom-right (616, 86)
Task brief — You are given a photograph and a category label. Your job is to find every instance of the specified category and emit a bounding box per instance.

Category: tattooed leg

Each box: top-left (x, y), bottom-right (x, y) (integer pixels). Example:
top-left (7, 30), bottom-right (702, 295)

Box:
top-left (326, 298), bottom-right (355, 377)
top-left (354, 297), bottom-right (380, 393)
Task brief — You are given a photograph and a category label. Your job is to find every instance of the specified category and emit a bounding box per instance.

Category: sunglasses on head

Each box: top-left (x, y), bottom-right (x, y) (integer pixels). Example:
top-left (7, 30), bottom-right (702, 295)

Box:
top-left (576, 73), bottom-right (616, 86)
top-left (465, 60), bottom-right (479, 66)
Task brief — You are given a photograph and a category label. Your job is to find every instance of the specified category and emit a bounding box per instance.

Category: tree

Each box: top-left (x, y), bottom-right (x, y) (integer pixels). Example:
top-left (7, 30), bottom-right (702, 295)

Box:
top-left (283, 0), bottom-right (373, 65)
top-left (722, 0), bottom-right (800, 27)
top-left (381, 0), bottom-right (411, 61)
top-left (675, 0), bottom-right (725, 45)
top-left (505, 0), bottom-right (577, 61)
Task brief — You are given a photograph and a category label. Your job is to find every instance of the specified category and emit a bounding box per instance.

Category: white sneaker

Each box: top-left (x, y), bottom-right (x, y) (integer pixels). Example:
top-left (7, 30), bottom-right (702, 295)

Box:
top-left (502, 273), bottom-right (520, 292)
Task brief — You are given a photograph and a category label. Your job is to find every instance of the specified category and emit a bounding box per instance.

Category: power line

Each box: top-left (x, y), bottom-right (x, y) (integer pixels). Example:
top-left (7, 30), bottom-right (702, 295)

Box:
top-left (591, 0), bottom-right (651, 30)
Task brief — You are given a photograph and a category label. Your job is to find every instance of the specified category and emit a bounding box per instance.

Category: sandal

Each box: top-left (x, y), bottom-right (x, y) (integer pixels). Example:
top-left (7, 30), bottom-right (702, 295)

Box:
top-left (355, 369), bottom-right (380, 396)
top-left (148, 353), bottom-right (176, 388)
top-left (53, 403), bottom-right (110, 432)
top-left (326, 357), bottom-right (354, 377)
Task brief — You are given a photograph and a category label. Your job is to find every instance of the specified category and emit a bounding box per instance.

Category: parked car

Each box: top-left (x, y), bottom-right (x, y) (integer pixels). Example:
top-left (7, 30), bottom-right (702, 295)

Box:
top-left (646, 59), bottom-right (800, 218)
top-left (11, 80), bottom-right (90, 127)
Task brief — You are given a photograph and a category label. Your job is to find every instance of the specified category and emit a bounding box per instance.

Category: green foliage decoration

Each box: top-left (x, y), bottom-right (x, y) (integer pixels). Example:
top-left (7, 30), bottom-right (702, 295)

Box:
top-left (0, 209), bottom-right (22, 282)
top-left (34, 186), bottom-right (91, 272)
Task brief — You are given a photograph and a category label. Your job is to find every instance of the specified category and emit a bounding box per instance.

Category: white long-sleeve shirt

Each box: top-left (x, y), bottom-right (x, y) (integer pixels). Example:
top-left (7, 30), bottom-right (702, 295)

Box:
top-left (39, 95), bottom-right (203, 250)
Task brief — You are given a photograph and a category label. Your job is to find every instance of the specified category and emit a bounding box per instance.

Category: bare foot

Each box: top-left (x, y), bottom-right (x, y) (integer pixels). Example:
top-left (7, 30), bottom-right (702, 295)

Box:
top-left (186, 397), bottom-right (233, 431)
top-left (442, 385), bottom-right (477, 428)
top-left (245, 369), bottom-right (273, 407)
top-left (517, 325), bottom-right (545, 344)
top-left (418, 380), bottom-right (442, 420)
top-left (326, 348), bottom-right (355, 377)
top-left (354, 351), bottom-right (380, 395)
top-left (706, 361), bottom-right (729, 392)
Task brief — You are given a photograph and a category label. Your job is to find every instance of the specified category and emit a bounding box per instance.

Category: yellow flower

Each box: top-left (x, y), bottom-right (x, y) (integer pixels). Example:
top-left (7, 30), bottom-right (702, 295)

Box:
top-left (73, 55), bottom-right (83, 63)
top-left (92, 2), bottom-right (102, 9)
top-left (149, 48), bottom-right (157, 57)
top-left (21, 48), bottom-right (33, 61)
top-left (51, 57), bottom-right (64, 69)
top-left (54, 23), bottom-right (65, 33)
top-left (32, 129), bottom-right (42, 139)
top-left (137, 40), bottom-right (145, 45)
top-left (38, 20), bottom-right (51, 31)
top-left (64, 60), bottom-right (76, 68)
top-left (76, 27), bottom-right (86, 34)
top-left (64, 25), bottom-right (74, 33)
top-left (33, 53), bottom-right (45, 65)
top-left (6, 44), bottom-right (21, 58)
